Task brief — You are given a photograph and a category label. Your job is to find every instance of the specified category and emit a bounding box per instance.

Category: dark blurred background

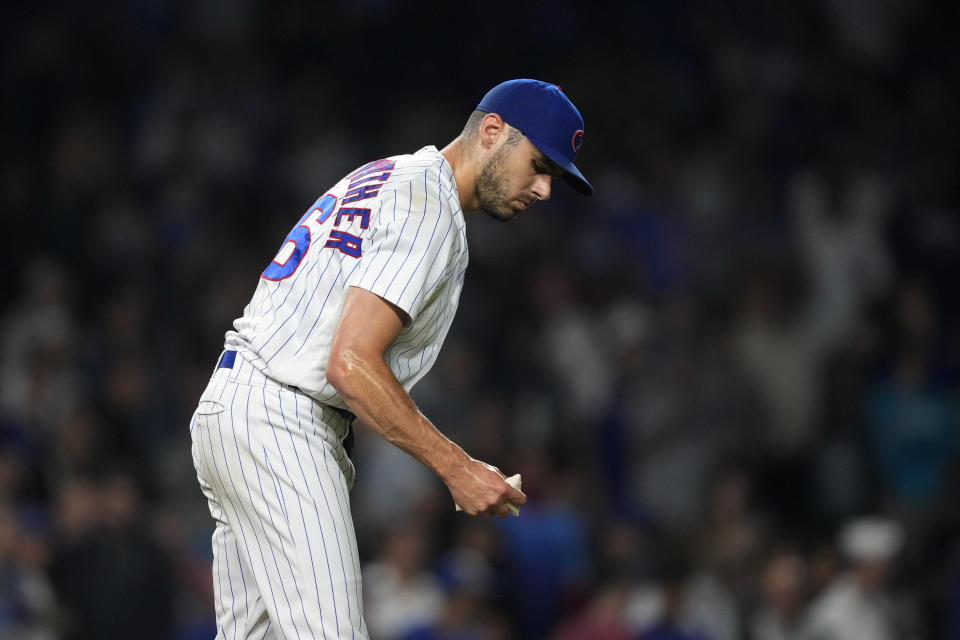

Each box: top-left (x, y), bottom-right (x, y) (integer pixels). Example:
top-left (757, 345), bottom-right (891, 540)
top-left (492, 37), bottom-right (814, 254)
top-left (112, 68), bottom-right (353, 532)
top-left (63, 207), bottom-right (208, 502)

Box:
top-left (2, 1), bottom-right (959, 639)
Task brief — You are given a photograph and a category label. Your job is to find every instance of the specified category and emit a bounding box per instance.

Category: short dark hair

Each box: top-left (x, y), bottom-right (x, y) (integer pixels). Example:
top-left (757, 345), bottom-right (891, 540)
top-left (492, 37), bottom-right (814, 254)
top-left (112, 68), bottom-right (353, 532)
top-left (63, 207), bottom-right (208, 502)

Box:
top-left (460, 109), bottom-right (523, 148)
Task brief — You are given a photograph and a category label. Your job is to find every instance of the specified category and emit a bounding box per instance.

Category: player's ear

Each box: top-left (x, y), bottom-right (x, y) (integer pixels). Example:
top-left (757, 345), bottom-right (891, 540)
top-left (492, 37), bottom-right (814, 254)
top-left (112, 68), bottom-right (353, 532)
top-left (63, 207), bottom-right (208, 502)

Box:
top-left (478, 112), bottom-right (506, 150)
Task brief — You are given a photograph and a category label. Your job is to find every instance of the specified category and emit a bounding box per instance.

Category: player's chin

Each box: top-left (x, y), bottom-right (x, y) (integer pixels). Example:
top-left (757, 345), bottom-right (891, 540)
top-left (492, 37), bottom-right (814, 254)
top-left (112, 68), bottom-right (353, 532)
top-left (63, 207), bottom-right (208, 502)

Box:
top-left (483, 205), bottom-right (520, 223)
top-left (479, 191), bottom-right (528, 221)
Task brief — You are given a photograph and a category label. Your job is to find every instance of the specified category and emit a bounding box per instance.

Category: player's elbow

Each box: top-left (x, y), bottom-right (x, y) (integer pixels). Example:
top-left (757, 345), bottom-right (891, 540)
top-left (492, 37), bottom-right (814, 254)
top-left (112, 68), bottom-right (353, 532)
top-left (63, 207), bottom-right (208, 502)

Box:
top-left (325, 352), bottom-right (350, 392)
top-left (326, 348), bottom-right (365, 396)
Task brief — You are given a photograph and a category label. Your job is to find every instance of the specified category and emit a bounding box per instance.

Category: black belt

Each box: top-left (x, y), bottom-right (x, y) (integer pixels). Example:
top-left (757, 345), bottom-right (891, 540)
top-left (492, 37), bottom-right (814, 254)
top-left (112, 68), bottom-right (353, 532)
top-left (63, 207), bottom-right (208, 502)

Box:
top-left (218, 350), bottom-right (355, 455)
top-left (217, 350), bottom-right (237, 369)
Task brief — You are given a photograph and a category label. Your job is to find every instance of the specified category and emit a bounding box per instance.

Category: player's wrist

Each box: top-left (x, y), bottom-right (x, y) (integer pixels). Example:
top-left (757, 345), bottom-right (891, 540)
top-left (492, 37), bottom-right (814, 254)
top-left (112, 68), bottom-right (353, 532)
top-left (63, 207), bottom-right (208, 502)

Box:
top-left (429, 440), bottom-right (471, 481)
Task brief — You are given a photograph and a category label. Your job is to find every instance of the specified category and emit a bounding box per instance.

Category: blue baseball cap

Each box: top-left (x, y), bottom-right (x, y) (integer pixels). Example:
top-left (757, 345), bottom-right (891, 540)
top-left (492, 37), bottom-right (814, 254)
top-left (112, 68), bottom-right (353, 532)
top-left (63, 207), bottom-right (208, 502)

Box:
top-left (477, 79), bottom-right (593, 196)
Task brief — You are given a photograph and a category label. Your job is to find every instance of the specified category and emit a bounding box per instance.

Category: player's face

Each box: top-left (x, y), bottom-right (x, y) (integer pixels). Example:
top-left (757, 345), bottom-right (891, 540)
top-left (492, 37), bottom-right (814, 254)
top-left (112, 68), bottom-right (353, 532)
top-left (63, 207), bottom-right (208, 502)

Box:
top-left (476, 137), bottom-right (560, 222)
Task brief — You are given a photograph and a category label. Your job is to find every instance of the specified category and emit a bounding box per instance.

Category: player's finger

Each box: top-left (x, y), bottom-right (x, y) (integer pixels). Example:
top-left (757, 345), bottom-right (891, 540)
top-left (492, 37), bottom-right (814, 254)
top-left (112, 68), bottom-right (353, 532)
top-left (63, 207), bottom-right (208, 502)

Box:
top-left (492, 492), bottom-right (522, 516)
top-left (486, 503), bottom-right (510, 519)
top-left (507, 487), bottom-right (527, 505)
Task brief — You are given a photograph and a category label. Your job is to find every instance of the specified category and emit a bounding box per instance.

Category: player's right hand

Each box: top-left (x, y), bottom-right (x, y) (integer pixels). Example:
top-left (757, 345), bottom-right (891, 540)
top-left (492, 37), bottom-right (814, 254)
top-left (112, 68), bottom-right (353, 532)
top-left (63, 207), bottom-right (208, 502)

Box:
top-left (445, 458), bottom-right (526, 518)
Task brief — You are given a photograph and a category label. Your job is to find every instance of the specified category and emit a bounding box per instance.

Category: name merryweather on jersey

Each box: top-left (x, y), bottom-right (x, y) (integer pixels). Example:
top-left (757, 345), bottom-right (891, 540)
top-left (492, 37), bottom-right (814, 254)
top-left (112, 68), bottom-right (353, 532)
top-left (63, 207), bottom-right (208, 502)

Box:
top-left (225, 146), bottom-right (468, 410)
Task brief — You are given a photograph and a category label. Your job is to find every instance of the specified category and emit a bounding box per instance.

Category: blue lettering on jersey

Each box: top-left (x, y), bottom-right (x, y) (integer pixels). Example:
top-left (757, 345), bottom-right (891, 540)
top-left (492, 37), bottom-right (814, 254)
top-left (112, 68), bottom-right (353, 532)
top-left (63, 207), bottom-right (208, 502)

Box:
top-left (262, 227), bottom-right (311, 281)
top-left (346, 159), bottom-right (395, 184)
top-left (310, 194), bottom-right (338, 225)
top-left (262, 158), bottom-right (400, 276)
top-left (325, 230), bottom-right (363, 258)
top-left (262, 194), bottom-right (338, 280)
top-left (347, 171), bottom-right (393, 189)
top-left (342, 183), bottom-right (384, 204)
top-left (298, 193), bottom-right (338, 226)
top-left (334, 207), bottom-right (371, 229)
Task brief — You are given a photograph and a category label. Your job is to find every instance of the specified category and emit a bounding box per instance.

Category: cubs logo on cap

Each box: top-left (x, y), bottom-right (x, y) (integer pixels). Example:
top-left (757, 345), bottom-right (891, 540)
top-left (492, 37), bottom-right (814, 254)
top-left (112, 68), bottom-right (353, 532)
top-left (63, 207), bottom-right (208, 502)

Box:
top-left (477, 79), bottom-right (594, 196)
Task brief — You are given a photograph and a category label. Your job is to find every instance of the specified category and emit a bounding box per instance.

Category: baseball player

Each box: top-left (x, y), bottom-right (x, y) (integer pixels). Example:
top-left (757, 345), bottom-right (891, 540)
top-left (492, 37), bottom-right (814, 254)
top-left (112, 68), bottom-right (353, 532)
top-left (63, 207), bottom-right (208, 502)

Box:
top-left (189, 78), bottom-right (593, 639)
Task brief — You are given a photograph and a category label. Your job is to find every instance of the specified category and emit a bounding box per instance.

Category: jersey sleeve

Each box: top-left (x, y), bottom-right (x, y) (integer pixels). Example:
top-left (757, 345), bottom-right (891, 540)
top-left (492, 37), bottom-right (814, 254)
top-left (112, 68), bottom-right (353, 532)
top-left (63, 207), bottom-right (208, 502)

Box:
top-left (348, 162), bottom-right (458, 322)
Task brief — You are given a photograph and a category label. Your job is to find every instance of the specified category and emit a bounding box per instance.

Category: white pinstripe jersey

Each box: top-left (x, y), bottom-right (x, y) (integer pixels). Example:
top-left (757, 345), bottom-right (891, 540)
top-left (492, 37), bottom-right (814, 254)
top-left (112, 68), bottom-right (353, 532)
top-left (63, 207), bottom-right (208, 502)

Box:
top-left (224, 146), bottom-right (468, 409)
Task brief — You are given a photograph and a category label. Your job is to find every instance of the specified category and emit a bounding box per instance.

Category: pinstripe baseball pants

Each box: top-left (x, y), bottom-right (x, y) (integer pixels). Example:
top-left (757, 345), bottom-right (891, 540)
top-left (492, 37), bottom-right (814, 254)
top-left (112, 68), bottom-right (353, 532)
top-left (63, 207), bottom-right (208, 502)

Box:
top-left (190, 350), bottom-right (368, 639)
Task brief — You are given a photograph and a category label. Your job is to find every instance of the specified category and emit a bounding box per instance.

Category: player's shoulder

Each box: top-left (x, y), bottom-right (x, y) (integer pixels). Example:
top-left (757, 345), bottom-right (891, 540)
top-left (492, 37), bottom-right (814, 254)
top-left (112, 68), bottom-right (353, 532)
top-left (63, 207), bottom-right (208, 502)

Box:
top-left (333, 146), bottom-right (457, 221)
top-left (380, 146), bottom-right (452, 191)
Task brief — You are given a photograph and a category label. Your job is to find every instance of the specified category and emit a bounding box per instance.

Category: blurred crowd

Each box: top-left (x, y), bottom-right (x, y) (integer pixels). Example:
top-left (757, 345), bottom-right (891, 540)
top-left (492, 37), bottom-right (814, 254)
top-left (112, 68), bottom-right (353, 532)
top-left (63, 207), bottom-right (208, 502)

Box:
top-left (2, 1), bottom-right (959, 639)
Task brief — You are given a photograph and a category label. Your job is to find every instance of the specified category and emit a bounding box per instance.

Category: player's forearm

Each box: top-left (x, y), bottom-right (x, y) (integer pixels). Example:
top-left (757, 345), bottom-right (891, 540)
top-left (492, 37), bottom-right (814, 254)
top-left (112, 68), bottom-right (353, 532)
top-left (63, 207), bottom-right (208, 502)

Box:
top-left (327, 349), bottom-right (469, 477)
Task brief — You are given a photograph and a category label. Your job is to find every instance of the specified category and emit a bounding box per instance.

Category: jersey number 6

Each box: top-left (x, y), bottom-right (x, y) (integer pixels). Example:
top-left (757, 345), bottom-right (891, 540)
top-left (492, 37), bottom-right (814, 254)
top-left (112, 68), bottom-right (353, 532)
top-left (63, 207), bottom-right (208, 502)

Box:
top-left (262, 194), bottom-right (338, 281)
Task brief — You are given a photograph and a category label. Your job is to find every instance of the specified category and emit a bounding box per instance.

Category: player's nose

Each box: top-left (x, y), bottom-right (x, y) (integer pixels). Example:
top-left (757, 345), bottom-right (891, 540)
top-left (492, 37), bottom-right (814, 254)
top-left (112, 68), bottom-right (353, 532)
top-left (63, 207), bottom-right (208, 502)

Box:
top-left (531, 174), bottom-right (552, 202)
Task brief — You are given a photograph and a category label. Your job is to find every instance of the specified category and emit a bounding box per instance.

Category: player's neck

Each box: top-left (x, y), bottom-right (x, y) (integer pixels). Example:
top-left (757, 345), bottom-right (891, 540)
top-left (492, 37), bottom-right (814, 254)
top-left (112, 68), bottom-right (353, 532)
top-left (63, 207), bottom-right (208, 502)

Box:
top-left (441, 139), bottom-right (481, 215)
